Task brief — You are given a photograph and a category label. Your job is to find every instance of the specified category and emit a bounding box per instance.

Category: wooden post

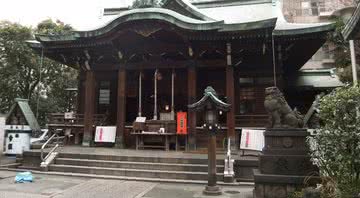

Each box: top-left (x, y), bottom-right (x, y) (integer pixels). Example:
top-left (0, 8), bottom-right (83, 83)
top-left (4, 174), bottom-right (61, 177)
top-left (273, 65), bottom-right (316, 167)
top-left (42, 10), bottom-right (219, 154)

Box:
top-left (138, 71), bottom-right (142, 117)
top-left (226, 66), bottom-right (235, 139)
top-left (83, 70), bottom-right (95, 146)
top-left (226, 42), bottom-right (235, 148)
top-left (203, 132), bottom-right (221, 195)
top-left (153, 69), bottom-right (158, 120)
top-left (188, 65), bottom-right (197, 150)
top-left (171, 69), bottom-right (175, 120)
top-left (116, 68), bottom-right (126, 148)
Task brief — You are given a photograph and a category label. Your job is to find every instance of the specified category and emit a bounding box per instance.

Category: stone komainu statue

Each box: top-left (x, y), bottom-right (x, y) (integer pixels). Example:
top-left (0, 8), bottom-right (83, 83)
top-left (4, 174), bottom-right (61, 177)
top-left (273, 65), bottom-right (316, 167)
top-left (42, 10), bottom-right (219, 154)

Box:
top-left (264, 87), bottom-right (304, 128)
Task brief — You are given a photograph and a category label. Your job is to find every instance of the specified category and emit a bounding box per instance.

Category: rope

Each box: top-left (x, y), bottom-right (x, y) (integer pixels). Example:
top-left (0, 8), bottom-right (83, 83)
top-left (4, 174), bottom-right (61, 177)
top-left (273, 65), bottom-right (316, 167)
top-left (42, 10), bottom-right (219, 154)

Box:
top-left (272, 35), bottom-right (277, 87)
top-left (36, 48), bottom-right (44, 119)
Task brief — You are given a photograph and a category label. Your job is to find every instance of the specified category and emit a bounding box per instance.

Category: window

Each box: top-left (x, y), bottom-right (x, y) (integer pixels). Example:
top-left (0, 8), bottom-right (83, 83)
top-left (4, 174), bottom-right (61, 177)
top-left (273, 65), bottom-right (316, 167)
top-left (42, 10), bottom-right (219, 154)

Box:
top-left (239, 77), bottom-right (254, 85)
top-left (311, 2), bottom-right (319, 15)
top-left (239, 87), bottom-right (256, 114)
top-left (99, 81), bottom-right (110, 105)
top-left (301, 1), bottom-right (310, 9)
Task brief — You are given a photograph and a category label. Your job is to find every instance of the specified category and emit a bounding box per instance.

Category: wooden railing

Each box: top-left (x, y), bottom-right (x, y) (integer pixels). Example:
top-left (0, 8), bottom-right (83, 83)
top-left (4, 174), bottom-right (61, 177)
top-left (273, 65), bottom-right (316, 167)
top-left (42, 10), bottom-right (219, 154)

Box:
top-left (235, 114), bottom-right (268, 127)
top-left (47, 113), bottom-right (106, 127)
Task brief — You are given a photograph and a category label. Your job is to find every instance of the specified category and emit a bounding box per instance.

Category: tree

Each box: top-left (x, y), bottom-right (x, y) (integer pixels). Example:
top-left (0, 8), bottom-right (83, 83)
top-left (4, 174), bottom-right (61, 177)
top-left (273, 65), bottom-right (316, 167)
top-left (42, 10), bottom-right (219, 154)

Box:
top-left (310, 85), bottom-right (360, 197)
top-left (36, 19), bottom-right (72, 35)
top-left (0, 21), bottom-right (40, 110)
top-left (0, 19), bottom-right (78, 126)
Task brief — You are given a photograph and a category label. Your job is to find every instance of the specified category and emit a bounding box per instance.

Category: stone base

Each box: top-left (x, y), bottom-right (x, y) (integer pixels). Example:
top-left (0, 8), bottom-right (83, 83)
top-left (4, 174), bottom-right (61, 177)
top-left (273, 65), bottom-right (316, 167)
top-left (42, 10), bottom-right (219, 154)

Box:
top-left (114, 137), bottom-right (124, 148)
top-left (187, 135), bottom-right (197, 151)
top-left (253, 183), bottom-right (296, 198)
top-left (253, 128), bottom-right (320, 198)
top-left (203, 185), bottom-right (222, 196)
top-left (223, 175), bottom-right (234, 183)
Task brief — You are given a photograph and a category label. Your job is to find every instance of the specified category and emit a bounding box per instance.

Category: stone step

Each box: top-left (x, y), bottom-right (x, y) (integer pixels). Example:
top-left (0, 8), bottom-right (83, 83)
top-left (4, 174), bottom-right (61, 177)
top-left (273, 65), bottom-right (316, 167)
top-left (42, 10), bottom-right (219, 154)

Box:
top-left (59, 152), bottom-right (224, 165)
top-left (57, 153), bottom-right (224, 165)
top-left (5, 167), bottom-right (253, 186)
top-left (49, 164), bottom-right (224, 181)
top-left (55, 158), bottom-right (224, 172)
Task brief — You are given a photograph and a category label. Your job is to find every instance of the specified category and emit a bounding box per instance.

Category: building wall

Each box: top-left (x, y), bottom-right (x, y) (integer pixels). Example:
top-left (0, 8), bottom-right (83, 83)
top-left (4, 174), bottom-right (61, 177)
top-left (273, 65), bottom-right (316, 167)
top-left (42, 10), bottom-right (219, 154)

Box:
top-left (283, 0), bottom-right (356, 70)
top-left (283, 0), bottom-right (355, 23)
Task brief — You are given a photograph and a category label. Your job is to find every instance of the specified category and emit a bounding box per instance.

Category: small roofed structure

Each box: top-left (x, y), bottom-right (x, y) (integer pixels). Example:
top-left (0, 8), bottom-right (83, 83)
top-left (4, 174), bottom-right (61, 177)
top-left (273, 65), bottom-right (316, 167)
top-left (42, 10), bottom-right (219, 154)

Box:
top-left (188, 86), bottom-right (230, 112)
top-left (6, 98), bottom-right (41, 135)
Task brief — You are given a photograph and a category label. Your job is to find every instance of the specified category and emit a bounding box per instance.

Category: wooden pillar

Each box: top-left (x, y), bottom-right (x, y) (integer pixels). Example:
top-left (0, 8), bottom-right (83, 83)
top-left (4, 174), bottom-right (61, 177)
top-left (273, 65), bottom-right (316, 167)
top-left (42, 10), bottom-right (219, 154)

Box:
top-left (82, 70), bottom-right (95, 146)
top-left (226, 66), bottom-right (235, 139)
top-left (76, 71), bottom-right (83, 114)
top-left (116, 68), bottom-right (126, 148)
top-left (226, 42), bottom-right (236, 149)
top-left (188, 65), bottom-right (197, 150)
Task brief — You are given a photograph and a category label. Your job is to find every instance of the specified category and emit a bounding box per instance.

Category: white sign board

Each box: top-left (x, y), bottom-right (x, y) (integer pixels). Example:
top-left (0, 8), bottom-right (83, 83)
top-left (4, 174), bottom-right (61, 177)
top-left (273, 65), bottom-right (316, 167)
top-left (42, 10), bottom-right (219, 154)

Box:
top-left (240, 129), bottom-right (265, 152)
top-left (0, 117), bottom-right (5, 154)
top-left (135, 117), bottom-right (146, 123)
top-left (95, 126), bottom-right (116, 143)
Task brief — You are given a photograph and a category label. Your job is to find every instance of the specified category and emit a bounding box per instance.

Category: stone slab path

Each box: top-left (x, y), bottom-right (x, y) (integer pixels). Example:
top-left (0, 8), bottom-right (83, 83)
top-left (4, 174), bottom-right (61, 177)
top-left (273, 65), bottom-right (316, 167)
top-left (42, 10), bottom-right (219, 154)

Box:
top-left (0, 171), bottom-right (253, 198)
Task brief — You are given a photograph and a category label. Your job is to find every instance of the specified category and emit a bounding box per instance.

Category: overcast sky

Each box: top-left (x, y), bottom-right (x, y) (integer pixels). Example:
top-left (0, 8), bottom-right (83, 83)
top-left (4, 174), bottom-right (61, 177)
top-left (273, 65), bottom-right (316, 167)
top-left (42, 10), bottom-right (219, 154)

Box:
top-left (0, 0), bottom-right (134, 30)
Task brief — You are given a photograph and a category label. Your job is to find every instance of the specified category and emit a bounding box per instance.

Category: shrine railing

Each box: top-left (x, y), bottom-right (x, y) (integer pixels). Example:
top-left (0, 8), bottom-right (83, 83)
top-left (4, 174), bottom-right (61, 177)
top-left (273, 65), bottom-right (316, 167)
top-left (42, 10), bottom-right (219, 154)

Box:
top-left (235, 114), bottom-right (268, 127)
top-left (47, 113), bottom-right (106, 127)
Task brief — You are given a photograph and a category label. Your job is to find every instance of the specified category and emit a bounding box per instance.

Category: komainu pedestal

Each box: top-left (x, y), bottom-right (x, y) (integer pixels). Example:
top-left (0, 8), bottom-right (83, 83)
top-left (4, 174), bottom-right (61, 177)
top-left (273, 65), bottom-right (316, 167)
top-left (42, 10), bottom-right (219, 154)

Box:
top-left (253, 129), bottom-right (318, 198)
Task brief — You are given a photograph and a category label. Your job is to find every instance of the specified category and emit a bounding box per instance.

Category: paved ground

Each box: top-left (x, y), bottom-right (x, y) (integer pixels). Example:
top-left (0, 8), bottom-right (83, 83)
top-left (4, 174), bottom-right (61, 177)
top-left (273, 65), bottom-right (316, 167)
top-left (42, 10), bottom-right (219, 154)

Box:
top-left (0, 170), bottom-right (253, 198)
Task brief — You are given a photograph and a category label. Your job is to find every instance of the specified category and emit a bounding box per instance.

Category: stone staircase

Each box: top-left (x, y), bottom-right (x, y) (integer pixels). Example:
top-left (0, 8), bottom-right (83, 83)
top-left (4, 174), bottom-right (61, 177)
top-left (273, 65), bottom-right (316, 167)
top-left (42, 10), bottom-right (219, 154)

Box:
top-left (47, 153), bottom-right (224, 182)
top-left (19, 149), bottom-right (258, 184)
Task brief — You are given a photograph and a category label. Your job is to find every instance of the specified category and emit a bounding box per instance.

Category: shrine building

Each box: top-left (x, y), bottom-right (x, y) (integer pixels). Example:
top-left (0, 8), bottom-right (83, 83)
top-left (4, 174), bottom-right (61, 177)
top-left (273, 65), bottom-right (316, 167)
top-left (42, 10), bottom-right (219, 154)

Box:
top-left (28, 0), bottom-right (335, 150)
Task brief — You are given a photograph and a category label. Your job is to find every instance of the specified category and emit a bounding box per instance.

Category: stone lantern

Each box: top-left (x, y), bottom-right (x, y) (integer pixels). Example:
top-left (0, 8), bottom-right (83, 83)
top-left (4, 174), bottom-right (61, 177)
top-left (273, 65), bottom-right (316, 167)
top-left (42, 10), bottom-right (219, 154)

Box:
top-left (188, 86), bottom-right (230, 196)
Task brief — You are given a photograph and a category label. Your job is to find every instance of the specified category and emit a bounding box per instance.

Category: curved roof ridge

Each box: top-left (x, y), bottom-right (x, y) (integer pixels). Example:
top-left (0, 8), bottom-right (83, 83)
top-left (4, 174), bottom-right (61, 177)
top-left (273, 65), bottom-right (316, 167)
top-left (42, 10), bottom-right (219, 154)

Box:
top-left (36, 8), bottom-right (224, 42)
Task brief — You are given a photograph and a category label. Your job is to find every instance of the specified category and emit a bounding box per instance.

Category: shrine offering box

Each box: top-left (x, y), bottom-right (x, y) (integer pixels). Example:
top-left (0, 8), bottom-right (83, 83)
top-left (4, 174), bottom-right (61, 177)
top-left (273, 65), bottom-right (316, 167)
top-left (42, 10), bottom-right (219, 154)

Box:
top-left (133, 117), bottom-right (146, 132)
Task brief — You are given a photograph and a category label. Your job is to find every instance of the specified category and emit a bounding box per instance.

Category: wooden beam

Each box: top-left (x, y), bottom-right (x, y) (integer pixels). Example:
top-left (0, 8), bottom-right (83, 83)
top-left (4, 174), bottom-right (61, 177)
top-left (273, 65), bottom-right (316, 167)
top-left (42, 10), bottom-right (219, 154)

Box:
top-left (187, 65), bottom-right (197, 150)
top-left (116, 68), bottom-right (126, 148)
top-left (83, 70), bottom-right (96, 146)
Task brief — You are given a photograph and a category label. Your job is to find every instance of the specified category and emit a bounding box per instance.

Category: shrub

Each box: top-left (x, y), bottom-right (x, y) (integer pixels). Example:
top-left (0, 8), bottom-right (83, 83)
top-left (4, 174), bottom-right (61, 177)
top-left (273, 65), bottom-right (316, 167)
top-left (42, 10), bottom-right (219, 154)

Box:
top-left (310, 85), bottom-right (360, 197)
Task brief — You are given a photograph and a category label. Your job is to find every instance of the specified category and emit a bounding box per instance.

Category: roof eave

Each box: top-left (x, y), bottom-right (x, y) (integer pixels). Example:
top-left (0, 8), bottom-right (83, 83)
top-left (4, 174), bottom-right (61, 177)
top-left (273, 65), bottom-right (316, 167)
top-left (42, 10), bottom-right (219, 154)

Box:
top-left (220, 18), bottom-right (277, 32)
top-left (273, 23), bottom-right (335, 36)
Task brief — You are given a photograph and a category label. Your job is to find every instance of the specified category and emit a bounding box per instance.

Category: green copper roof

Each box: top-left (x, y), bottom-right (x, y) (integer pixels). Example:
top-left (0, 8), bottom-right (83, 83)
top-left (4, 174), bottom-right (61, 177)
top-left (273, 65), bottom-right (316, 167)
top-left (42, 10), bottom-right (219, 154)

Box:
top-left (6, 98), bottom-right (41, 131)
top-left (33, 0), bottom-right (334, 43)
top-left (36, 8), bottom-right (224, 42)
top-left (188, 86), bottom-right (231, 111)
top-left (162, 0), bottom-right (215, 21)
top-left (342, 3), bottom-right (360, 40)
top-left (273, 22), bottom-right (335, 36)
top-left (194, 0), bottom-right (334, 35)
